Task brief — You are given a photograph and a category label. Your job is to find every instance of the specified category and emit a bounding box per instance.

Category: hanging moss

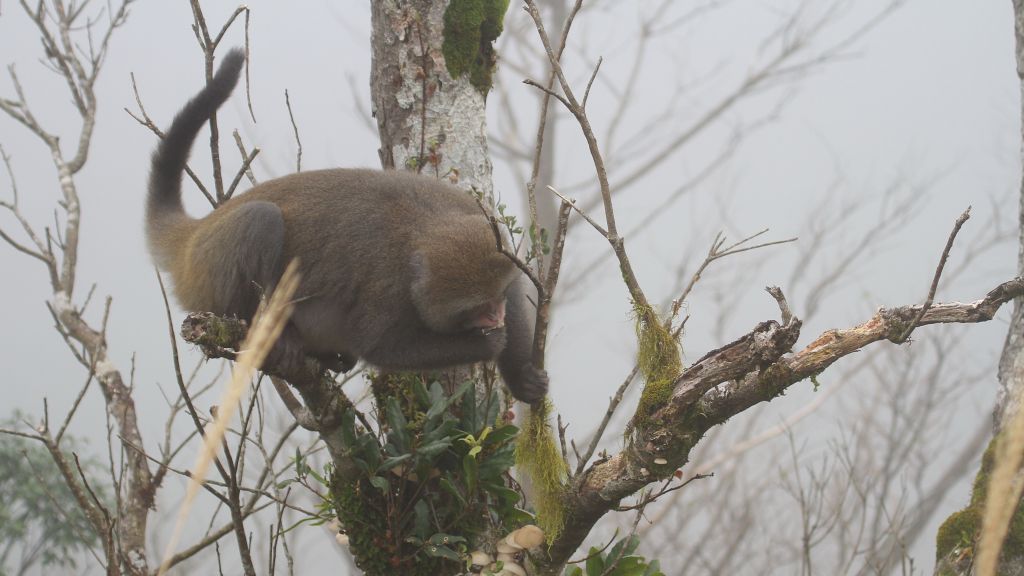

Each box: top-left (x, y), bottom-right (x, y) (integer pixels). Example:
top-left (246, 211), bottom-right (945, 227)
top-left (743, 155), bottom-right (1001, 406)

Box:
top-left (630, 303), bottom-right (683, 433)
top-left (442, 0), bottom-right (510, 94)
top-left (514, 399), bottom-right (568, 544)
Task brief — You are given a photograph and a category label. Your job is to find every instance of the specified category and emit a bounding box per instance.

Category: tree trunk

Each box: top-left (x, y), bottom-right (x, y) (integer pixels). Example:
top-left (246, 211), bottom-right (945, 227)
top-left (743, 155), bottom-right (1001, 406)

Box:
top-left (370, 0), bottom-right (497, 197)
top-left (932, 3), bottom-right (1024, 574)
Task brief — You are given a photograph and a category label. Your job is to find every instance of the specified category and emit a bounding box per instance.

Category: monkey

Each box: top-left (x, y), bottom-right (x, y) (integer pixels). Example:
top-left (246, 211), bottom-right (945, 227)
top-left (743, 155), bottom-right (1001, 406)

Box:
top-left (146, 48), bottom-right (548, 403)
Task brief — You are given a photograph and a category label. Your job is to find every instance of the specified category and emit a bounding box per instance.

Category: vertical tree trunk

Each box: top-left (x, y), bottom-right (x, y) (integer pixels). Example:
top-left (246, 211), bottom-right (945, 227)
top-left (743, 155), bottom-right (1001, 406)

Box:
top-left (933, 4), bottom-right (1024, 574)
top-left (370, 0), bottom-right (498, 197)
top-left (996, 1), bottom-right (1024, 436)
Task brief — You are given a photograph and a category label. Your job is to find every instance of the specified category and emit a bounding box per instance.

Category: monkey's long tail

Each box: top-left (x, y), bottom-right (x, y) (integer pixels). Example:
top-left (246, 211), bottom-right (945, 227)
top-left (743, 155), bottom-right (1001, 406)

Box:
top-left (146, 48), bottom-right (245, 223)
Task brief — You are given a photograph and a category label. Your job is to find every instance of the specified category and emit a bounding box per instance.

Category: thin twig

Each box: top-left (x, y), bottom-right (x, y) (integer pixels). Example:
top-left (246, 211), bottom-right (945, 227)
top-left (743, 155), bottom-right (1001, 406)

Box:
top-left (547, 185), bottom-right (608, 237)
top-left (225, 146), bottom-right (260, 200)
top-left (582, 56), bottom-right (603, 110)
top-left (575, 365), bottom-right (641, 477)
top-left (127, 73), bottom-right (217, 208)
top-left (532, 200), bottom-right (573, 365)
top-left (523, 0), bottom-right (584, 282)
top-left (284, 90), bottom-right (303, 172)
top-left (893, 207), bottom-right (971, 343)
top-left (232, 130), bottom-right (259, 187)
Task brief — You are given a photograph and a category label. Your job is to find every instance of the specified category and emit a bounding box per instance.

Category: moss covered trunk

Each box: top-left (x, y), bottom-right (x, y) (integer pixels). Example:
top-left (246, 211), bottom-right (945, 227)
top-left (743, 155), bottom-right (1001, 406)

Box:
top-left (369, 0), bottom-right (503, 197)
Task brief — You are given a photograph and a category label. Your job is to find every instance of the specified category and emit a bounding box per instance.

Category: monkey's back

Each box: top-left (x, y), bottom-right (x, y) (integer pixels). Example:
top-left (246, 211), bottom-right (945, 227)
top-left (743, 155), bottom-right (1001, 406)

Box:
top-left (194, 168), bottom-right (488, 356)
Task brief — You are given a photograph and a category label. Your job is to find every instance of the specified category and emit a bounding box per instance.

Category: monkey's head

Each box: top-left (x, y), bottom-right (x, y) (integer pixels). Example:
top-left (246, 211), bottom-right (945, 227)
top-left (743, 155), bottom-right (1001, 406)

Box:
top-left (410, 216), bottom-right (518, 335)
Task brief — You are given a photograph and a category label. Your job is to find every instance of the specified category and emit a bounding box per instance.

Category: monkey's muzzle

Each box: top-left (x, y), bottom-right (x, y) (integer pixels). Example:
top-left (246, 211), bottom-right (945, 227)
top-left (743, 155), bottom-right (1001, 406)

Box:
top-left (480, 323), bottom-right (506, 336)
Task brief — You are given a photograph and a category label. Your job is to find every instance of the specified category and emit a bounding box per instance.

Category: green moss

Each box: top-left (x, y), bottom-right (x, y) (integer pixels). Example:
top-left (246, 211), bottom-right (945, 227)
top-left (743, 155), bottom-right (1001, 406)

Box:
top-left (514, 399), bottom-right (568, 543)
top-left (631, 304), bottom-right (682, 433)
top-left (442, 0), bottom-right (509, 94)
top-left (935, 436), bottom-right (1024, 565)
top-left (936, 508), bottom-right (981, 561)
top-left (331, 477), bottom-right (392, 575)
top-left (371, 371), bottom-right (423, 406)
top-left (191, 314), bottom-right (248, 350)
top-left (332, 475), bottom-right (449, 576)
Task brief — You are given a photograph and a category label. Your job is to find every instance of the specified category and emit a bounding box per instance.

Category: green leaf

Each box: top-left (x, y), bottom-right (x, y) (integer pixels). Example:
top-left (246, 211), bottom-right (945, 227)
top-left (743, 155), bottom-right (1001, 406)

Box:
top-left (423, 544), bottom-right (461, 561)
top-left (358, 435), bottom-right (382, 471)
top-left (412, 379), bottom-right (431, 409)
top-left (369, 476), bottom-right (389, 492)
top-left (422, 417), bottom-right (457, 445)
top-left (644, 559), bottom-right (664, 576)
top-left (483, 391), bottom-right (500, 426)
top-left (477, 442), bottom-right (516, 479)
top-left (564, 567), bottom-right (584, 576)
top-left (429, 380), bottom-right (446, 402)
top-left (506, 507), bottom-right (536, 526)
top-left (585, 547), bottom-right (605, 575)
top-left (308, 467), bottom-right (327, 485)
top-left (425, 381), bottom-right (448, 421)
top-left (449, 380), bottom-right (474, 404)
top-left (413, 500), bottom-right (431, 540)
top-left (386, 398), bottom-right (410, 453)
top-left (379, 454), bottom-right (412, 472)
top-left (428, 533), bottom-right (466, 545)
top-left (418, 439), bottom-right (452, 460)
top-left (460, 383), bottom-right (479, 431)
top-left (352, 458), bottom-right (372, 476)
top-left (622, 535), bottom-right (641, 556)
top-left (463, 452), bottom-right (479, 493)
top-left (439, 476), bottom-right (467, 507)
top-left (483, 424), bottom-right (519, 446)
top-left (482, 484), bottom-right (521, 507)
top-left (614, 557), bottom-right (645, 575)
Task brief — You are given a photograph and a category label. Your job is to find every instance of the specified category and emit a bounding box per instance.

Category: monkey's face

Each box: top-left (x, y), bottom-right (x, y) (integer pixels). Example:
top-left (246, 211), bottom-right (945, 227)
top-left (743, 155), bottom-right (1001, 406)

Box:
top-left (459, 298), bottom-right (506, 334)
top-left (415, 287), bottom-right (510, 335)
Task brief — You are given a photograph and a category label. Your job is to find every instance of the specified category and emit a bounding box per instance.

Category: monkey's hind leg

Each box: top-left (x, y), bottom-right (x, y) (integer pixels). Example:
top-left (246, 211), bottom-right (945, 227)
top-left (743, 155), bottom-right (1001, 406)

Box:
top-left (191, 200), bottom-right (288, 317)
top-left (192, 201), bottom-right (313, 374)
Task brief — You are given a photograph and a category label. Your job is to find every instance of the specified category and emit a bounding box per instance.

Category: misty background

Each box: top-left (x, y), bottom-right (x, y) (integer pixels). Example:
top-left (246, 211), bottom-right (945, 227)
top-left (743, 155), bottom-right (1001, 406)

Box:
top-left (0, 0), bottom-right (1018, 573)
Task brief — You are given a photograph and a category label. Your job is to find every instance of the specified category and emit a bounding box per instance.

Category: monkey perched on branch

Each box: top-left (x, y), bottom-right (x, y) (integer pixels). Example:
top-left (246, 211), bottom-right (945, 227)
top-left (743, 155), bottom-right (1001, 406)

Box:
top-left (146, 49), bottom-right (548, 403)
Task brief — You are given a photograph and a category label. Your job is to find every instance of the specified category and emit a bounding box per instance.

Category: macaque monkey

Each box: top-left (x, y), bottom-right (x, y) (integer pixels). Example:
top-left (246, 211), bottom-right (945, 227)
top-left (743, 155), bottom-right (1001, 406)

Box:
top-left (146, 49), bottom-right (548, 403)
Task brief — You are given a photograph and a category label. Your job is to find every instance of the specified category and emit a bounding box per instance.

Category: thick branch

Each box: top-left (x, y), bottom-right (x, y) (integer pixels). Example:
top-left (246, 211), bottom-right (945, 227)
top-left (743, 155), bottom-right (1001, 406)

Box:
top-left (178, 312), bottom-right (359, 477)
top-left (544, 277), bottom-right (1024, 569)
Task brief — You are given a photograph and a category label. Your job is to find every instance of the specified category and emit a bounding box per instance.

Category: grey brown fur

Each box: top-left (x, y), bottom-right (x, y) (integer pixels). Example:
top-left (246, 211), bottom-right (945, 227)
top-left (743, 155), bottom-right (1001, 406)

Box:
top-left (147, 49), bottom-right (548, 403)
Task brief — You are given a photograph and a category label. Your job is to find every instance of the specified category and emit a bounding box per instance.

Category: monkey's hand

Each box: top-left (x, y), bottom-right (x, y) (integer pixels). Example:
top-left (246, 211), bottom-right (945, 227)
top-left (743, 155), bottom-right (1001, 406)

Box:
top-left (507, 363), bottom-right (549, 404)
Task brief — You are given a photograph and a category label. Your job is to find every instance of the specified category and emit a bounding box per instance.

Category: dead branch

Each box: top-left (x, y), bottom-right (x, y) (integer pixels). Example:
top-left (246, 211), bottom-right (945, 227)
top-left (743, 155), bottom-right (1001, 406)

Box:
top-left (542, 276), bottom-right (1024, 570)
top-left (179, 311), bottom-right (361, 477)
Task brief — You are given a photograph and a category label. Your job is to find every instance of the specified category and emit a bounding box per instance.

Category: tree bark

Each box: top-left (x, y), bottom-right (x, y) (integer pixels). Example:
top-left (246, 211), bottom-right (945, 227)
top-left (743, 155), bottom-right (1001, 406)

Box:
top-left (370, 0), bottom-right (495, 196)
top-left (932, 3), bottom-right (1024, 575)
top-left (996, 0), bottom-right (1024, 437)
